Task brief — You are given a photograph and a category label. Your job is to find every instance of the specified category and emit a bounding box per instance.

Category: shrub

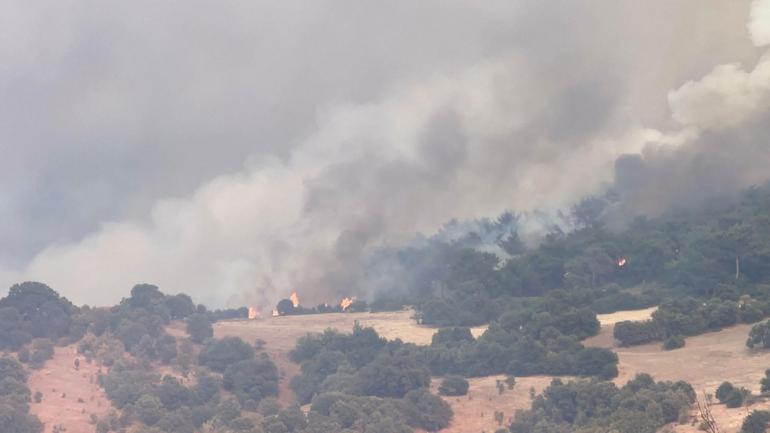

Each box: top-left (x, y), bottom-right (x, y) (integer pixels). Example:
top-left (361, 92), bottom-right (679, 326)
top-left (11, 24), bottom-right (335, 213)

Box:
top-left (748, 321), bottom-right (770, 349)
top-left (742, 410), bottom-right (770, 433)
top-left (716, 382), bottom-right (735, 402)
top-left (199, 337), bottom-right (255, 372)
top-left (662, 335), bottom-right (685, 351)
top-left (725, 388), bottom-right (750, 408)
top-left (258, 397), bottom-right (282, 416)
top-left (222, 356), bottom-right (280, 403)
top-left (29, 338), bottom-right (55, 368)
top-left (402, 389), bottom-right (453, 431)
top-left (185, 314), bottom-right (213, 344)
top-left (761, 369), bottom-right (770, 393)
top-left (613, 320), bottom-right (664, 346)
top-left (438, 376), bottom-right (469, 396)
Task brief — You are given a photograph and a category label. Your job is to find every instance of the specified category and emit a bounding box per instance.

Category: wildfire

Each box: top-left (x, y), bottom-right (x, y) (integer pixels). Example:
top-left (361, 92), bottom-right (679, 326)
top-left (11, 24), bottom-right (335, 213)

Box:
top-left (617, 257), bottom-right (627, 267)
top-left (248, 307), bottom-right (259, 320)
top-left (340, 297), bottom-right (355, 311)
top-left (271, 309), bottom-right (280, 317)
top-left (290, 291), bottom-right (300, 308)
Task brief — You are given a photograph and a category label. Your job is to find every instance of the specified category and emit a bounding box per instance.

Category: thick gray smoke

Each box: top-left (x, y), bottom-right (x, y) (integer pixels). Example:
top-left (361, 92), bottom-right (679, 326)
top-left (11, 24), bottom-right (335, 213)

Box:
top-left (1, 0), bottom-right (768, 307)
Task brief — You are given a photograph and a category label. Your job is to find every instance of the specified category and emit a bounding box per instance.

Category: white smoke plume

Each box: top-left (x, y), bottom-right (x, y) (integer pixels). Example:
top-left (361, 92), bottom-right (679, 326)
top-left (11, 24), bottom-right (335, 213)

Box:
top-left (749, 0), bottom-right (770, 46)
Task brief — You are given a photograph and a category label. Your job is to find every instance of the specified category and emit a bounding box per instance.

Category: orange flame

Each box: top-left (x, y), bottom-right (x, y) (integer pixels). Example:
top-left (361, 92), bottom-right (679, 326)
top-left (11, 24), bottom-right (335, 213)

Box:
top-left (617, 257), bottom-right (627, 267)
top-left (248, 307), bottom-right (259, 320)
top-left (340, 297), bottom-right (354, 311)
top-left (290, 291), bottom-right (300, 308)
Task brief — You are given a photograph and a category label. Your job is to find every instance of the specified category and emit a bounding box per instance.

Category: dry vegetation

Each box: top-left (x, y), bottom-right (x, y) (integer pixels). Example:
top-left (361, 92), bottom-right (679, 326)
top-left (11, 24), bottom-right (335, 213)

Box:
top-left (211, 309), bottom-right (485, 407)
top-left (586, 308), bottom-right (770, 433)
top-left (212, 307), bottom-right (770, 433)
top-left (27, 345), bottom-right (113, 433)
top-left (26, 307), bottom-right (770, 433)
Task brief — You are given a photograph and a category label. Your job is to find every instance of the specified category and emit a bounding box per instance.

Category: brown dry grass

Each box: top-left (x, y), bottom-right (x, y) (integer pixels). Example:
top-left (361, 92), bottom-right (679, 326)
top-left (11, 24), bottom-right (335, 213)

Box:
top-left (210, 307), bottom-right (770, 433)
top-left (27, 345), bottom-right (113, 433)
top-left (586, 308), bottom-right (770, 433)
top-left (212, 309), bottom-right (486, 406)
top-left (429, 375), bottom-right (562, 433)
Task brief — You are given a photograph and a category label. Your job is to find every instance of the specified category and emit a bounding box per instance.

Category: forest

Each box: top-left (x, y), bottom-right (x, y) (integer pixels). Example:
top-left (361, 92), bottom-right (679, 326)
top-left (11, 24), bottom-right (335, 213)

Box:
top-left (2, 184), bottom-right (770, 433)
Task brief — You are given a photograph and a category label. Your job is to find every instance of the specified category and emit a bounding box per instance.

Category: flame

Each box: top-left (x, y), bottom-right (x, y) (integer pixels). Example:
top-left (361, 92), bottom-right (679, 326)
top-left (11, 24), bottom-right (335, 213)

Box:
top-left (248, 307), bottom-right (259, 320)
top-left (271, 309), bottom-right (280, 317)
top-left (340, 297), bottom-right (354, 311)
top-left (617, 257), bottom-right (627, 267)
top-left (290, 291), bottom-right (300, 308)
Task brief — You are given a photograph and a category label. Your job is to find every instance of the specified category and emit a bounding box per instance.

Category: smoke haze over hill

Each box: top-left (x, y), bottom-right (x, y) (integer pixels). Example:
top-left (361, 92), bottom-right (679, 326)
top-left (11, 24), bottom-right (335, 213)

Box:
top-left (1, 0), bottom-right (769, 307)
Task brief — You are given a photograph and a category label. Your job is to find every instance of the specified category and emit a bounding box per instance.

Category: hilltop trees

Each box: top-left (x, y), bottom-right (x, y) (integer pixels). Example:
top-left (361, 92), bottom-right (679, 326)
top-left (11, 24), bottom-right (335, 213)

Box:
top-left (0, 282), bottom-right (75, 350)
top-left (375, 184), bottom-right (770, 329)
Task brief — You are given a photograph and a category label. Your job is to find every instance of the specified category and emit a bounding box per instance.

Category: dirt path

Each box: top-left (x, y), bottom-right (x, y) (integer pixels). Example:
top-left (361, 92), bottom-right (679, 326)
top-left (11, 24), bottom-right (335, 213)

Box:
top-left (28, 345), bottom-right (113, 433)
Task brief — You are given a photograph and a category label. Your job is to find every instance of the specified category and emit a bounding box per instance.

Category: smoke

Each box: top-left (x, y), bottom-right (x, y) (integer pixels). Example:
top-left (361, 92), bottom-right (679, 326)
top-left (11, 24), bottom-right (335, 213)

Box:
top-left (604, 0), bottom-right (770, 224)
top-left (749, 0), bottom-right (770, 46)
top-left (1, 1), bottom-right (768, 307)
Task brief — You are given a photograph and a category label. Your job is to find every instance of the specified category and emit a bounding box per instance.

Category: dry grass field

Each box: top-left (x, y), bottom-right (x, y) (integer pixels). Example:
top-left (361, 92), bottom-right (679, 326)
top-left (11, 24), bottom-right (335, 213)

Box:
top-left (428, 375), bottom-right (563, 433)
top-left (27, 345), bottom-right (113, 433)
top-left (212, 309), bottom-right (486, 406)
top-left (21, 306), bottom-right (756, 433)
top-left (214, 307), bottom-right (770, 433)
top-left (586, 308), bottom-right (770, 433)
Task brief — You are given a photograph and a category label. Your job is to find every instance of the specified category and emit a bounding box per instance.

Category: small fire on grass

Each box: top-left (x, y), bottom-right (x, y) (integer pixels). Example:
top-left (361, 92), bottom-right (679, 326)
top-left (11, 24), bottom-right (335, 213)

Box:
top-left (340, 297), bottom-right (355, 311)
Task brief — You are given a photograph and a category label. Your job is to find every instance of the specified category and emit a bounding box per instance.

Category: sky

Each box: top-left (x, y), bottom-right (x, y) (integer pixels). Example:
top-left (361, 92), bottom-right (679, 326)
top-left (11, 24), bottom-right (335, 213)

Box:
top-left (1, 0), bottom-right (769, 308)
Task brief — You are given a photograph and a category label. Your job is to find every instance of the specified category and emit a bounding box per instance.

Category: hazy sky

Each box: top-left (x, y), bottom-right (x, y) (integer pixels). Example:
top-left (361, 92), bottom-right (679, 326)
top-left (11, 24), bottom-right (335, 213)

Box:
top-left (1, 0), bottom-right (769, 307)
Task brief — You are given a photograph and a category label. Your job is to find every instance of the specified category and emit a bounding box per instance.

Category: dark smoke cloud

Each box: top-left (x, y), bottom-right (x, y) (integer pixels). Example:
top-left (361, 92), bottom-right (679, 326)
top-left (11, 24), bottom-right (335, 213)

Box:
top-left (1, 0), bottom-right (767, 307)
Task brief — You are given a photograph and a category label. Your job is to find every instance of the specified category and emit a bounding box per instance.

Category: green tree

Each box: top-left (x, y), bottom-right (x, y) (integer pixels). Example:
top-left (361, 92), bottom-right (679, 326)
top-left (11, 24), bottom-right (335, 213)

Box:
top-left (438, 376), bottom-right (469, 396)
top-left (199, 337), bottom-right (255, 372)
top-left (185, 314), bottom-right (213, 344)
top-left (742, 410), bottom-right (770, 433)
top-left (402, 389), bottom-right (453, 431)
top-left (223, 357), bottom-right (280, 403)
top-left (748, 321), bottom-right (770, 349)
top-left (135, 394), bottom-right (164, 426)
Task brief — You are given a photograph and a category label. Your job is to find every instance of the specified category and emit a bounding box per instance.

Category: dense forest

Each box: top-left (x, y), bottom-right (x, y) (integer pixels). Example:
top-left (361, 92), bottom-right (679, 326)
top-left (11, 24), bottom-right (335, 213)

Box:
top-left (366, 184), bottom-right (770, 346)
top-left (3, 184), bottom-right (770, 432)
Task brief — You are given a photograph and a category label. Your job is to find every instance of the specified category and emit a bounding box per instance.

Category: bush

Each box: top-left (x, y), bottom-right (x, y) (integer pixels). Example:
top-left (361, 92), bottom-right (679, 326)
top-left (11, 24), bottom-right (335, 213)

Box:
top-left (761, 369), bottom-right (770, 393)
top-left (258, 397), bottom-right (282, 416)
top-left (402, 389), bottom-right (453, 431)
top-left (199, 337), bottom-right (255, 372)
top-left (613, 320), bottom-right (663, 346)
top-left (723, 387), bottom-right (750, 408)
top-left (185, 314), bottom-right (213, 344)
top-left (438, 376), bottom-right (469, 396)
top-left (222, 356), bottom-right (280, 403)
top-left (748, 321), bottom-right (770, 349)
top-left (716, 382), bottom-right (735, 402)
top-left (662, 335), bottom-right (685, 351)
top-left (431, 328), bottom-right (474, 347)
top-left (742, 410), bottom-right (770, 433)
top-left (29, 338), bottom-right (55, 369)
